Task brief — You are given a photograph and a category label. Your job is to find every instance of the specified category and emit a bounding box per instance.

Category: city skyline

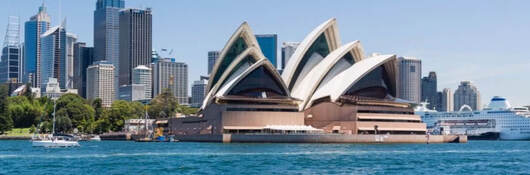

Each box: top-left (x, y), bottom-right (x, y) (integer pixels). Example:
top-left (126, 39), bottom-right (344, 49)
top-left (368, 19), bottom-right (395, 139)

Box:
top-left (2, 1), bottom-right (530, 106)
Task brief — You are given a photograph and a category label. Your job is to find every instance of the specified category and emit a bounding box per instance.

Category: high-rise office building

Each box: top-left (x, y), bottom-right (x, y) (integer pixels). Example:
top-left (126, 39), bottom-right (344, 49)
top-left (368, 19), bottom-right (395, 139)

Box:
top-left (454, 81), bottom-right (481, 111)
top-left (191, 79), bottom-right (207, 108)
top-left (421, 71), bottom-right (439, 109)
top-left (119, 84), bottom-right (145, 101)
top-left (40, 25), bottom-right (67, 90)
top-left (152, 58), bottom-right (188, 104)
top-left (441, 88), bottom-right (453, 112)
top-left (281, 42), bottom-right (299, 70)
top-left (73, 42), bottom-right (94, 98)
top-left (0, 16), bottom-right (21, 83)
top-left (24, 4), bottom-right (50, 86)
top-left (65, 33), bottom-right (77, 89)
top-left (397, 56), bottom-right (421, 103)
top-left (87, 61), bottom-right (115, 107)
top-left (132, 65), bottom-right (152, 100)
top-left (119, 8), bottom-right (152, 86)
top-left (255, 34), bottom-right (278, 68)
top-left (207, 51), bottom-right (219, 75)
top-left (94, 0), bottom-right (124, 99)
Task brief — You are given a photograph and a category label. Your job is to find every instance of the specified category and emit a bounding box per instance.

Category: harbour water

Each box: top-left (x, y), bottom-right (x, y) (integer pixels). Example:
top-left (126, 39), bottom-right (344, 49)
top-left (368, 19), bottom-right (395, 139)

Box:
top-left (1, 141), bottom-right (529, 174)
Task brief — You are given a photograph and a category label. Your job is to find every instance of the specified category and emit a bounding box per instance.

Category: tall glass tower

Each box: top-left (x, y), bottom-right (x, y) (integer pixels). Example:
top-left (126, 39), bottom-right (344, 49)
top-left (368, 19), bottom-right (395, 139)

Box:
top-left (40, 26), bottom-right (67, 90)
top-left (255, 34), bottom-right (278, 68)
top-left (94, 0), bottom-right (124, 98)
top-left (24, 4), bottom-right (50, 87)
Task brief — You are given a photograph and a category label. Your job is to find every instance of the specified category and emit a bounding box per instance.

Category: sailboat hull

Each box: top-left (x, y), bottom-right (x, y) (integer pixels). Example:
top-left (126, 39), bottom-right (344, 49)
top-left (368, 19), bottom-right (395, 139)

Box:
top-left (32, 140), bottom-right (80, 147)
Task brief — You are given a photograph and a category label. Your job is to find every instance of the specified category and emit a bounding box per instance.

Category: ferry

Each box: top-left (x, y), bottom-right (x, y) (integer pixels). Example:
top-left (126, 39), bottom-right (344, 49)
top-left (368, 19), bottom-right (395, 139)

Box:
top-left (416, 96), bottom-right (530, 140)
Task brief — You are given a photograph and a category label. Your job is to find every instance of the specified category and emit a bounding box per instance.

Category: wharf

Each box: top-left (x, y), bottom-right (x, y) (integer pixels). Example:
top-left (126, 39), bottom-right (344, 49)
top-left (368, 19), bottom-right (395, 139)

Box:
top-left (0, 136), bottom-right (31, 140)
top-left (175, 134), bottom-right (467, 143)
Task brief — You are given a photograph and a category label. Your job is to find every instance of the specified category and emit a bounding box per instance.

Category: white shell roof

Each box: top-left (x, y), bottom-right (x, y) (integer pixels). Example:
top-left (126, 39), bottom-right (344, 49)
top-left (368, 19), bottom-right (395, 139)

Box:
top-left (290, 41), bottom-right (364, 110)
top-left (307, 54), bottom-right (396, 109)
top-left (281, 18), bottom-right (341, 90)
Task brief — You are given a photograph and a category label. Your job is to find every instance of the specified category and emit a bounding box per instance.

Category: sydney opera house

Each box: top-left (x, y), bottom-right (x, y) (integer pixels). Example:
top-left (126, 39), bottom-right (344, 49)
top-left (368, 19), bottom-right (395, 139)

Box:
top-left (169, 18), bottom-right (465, 143)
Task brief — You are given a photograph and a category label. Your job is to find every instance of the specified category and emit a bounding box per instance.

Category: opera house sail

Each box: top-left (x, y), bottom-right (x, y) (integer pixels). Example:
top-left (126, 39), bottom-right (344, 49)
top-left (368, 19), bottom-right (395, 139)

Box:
top-left (169, 18), bottom-right (466, 143)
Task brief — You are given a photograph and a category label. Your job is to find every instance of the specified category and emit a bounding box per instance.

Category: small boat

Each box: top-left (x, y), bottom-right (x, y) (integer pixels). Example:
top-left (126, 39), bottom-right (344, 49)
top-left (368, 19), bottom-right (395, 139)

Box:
top-left (89, 135), bottom-right (101, 141)
top-left (32, 99), bottom-right (80, 147)
top-left (32, 135), bottom-right (80, 147)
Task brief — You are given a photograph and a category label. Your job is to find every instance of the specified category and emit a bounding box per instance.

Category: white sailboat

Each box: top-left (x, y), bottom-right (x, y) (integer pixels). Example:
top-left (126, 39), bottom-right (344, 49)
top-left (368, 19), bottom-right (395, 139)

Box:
top-left (32, 99), bottom-right (80, 147)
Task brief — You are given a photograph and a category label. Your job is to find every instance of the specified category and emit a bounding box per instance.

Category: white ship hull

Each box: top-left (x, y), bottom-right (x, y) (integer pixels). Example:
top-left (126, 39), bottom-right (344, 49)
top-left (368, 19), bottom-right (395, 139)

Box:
top-left (32, 140), bottom-right (80, 147)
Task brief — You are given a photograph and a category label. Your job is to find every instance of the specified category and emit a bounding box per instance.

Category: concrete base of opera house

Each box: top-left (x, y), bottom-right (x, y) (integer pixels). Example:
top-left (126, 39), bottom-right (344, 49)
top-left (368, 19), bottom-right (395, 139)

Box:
top-left (174, 134), bottom-right (467, 144)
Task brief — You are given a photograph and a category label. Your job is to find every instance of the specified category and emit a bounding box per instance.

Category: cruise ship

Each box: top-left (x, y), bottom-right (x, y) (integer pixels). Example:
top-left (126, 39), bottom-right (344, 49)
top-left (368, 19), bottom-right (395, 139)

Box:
top-left (416, 96), bottom-right (530, 140)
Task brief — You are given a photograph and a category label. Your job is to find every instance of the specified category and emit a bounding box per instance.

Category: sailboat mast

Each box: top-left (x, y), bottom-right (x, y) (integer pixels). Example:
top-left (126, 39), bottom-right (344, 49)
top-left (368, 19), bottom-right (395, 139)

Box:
top-left (52, 100), bottom-right (56, 135)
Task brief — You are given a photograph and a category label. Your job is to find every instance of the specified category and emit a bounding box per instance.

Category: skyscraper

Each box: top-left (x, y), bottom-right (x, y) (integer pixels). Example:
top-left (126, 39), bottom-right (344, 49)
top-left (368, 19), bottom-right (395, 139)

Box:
top-left (40, 25), bottom-right (66, 90)
top-left (441, 88), bottom-right (454, 112)
top-left (281, 42), bottom-right (299, 70)
top-left (421, 71), bottom-right (438, 109)
top-left (207, 51), bottom-right (219, 75)
top-left (73, 42), bottom-right (94, 98)
top-left (397, 56), bottom-right (421, 103)
top-left (119, 8), bottom-right (152, 86)
top-left (24, 4), bottom-right (50, 86)
top-left (255, 34), bottom-right (278, 68)
top-left (191, 79), bottom-right (207, 108)
top-left (0, 16), bottom-right (21, 83)
top-left (152, 58), bottom-right (188, 104)
top-left (132, 65), bottom-right (152, 100)
top-left (454, 81), bottom-right (481, 111)
top-left (87, 61), bottom-right (115, 107)
top-left (94, 0), bottom-right (124, 98)
top-left (65, 33), bottom-right (77, 89)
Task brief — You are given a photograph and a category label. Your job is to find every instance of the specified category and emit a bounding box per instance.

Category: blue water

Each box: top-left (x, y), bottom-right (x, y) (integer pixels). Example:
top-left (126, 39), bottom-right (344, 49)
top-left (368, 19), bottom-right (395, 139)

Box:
top-left (1, 141), bottom-right (529, 174)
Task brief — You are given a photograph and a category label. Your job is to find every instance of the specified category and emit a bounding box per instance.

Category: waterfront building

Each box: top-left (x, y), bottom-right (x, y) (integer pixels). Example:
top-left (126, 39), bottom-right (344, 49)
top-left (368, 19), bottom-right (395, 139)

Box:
top-left (119, 84), bottom-right (145, 101)
top-left (94, 0), bottom-right (125, 99)
top-left (87, 61), bottom-right (115, 107)
top-left (441, 88), bottom-right (453, 112)
top-left (454, 81), bottom-right (481, 111)
top-left (40, 25), bottom-right (67, 90)
top-left (207, 51), bottom-right (219, 75)
top-left (0, 16), bottom-right (22, 83)
top-left (171, 19), bottom-right (426, 142)
top-left (24, 4), bottom-right (50, 86)
top-left (255, 34), bottom-right (278, 68)
top-left (152, 58), bottom-right (188, 104)
top-left (42, 77), bottom-right (78, 99)
top-left (397, 56), bottom-right (421, 103)
top-left (132, 65), bottom-right (152, 100)
top-left (421, 71), bottom-right (439, 109)
top-left (119, 8), bottom-right (152, 86)
top-left (73, 42), bottom-right (94, 98)
top-left (191, 79), bottom-right (207, 108)
top-left (281, 42), bottom-right (300, 70)
top-left (65, 33), bottom-right (77, 89)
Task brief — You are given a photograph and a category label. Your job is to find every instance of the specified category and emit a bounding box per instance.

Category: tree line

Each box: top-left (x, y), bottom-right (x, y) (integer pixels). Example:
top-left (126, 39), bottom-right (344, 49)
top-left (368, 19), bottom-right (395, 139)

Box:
top-left (0, 84), bottom-right (198, 134)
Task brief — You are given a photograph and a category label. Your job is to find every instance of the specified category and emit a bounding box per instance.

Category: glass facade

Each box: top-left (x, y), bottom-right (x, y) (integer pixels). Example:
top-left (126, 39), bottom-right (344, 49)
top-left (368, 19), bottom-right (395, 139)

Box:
top-left (228, 66), bottom-right (287, 98)
top-left (255, 34), bottom-right (277, 68)
top-left (24, 21), bottom-right (49, 85)
top-left (219, 56), bottom-right (257, 88)
top-left (211, 37), bottom-right (247, 88)
top-left (40, 27), bottom-right (67, 90)
top-left (289, 33), bottom-right (330, 90)
top-left (0, 46), bottom-right (20, 83)
top-left (345, 66), bottom-right (394, 99)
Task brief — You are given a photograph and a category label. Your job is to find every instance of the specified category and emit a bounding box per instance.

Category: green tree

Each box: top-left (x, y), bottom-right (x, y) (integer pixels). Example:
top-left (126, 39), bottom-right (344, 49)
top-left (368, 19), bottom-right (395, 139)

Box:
top-left (0, 84), bottom-right (13, 134)
top-left (7, 96), bottom-right (43, 128)
top-left (148, 88), bottom-right (177, 118)
top-left (105, 100), bottom-right (140, 132)
top-left (92, 98), bottom-right (103, 120)
top-left (55, 94), bottom-right (95, 133)
top-left (55, 115), bottom-right (72, 133)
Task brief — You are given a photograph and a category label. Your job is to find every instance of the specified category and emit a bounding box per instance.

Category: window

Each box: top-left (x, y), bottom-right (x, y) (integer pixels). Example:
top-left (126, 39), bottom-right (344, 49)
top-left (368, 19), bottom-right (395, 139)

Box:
top-left (410, 65), bottom-right (415, 72)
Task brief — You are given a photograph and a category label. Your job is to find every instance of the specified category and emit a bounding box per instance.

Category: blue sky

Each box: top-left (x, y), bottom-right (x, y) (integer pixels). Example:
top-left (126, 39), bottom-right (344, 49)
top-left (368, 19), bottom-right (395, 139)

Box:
top-left (2, 0), bottom-right (530, 107)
